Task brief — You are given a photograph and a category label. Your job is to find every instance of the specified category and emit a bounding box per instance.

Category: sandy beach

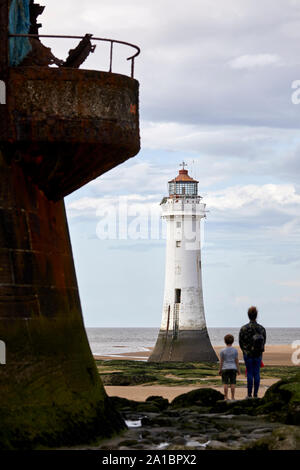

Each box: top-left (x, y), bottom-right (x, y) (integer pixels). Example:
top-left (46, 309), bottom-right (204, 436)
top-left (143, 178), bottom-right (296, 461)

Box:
top-left (94, 344), bottom-right (296, 402)
top-left (94, 344), bottom-right (295, 366)
top-left (104, 379), bottom-right (278, 402)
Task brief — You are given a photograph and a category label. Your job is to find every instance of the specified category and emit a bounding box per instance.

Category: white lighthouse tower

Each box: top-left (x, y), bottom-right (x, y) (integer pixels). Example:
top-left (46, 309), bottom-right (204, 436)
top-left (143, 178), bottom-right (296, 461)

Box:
top-left (149, 163), bottom-right (217, 362)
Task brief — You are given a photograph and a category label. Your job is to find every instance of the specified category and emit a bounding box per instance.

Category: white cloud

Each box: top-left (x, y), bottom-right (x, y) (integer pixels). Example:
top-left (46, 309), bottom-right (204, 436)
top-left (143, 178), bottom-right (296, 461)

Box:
top-left (88, 160), bottom-right (172, 194)
top-left (41, 0), bottom-right (300, 129)
top-left (206, 183), bottom-right (300, 212)
top-left (277, 280), bottom-right (300, 287)
top-left (67, 193), bottom-right (161, 219)
top-left (67, 182), bottom-right (300, 245)
top-left (229, 54), bottom-right (282, 69)
top-left (142, 121), bottom-right (300, 157)
top-left (43, 1), bottom-right (300, 327)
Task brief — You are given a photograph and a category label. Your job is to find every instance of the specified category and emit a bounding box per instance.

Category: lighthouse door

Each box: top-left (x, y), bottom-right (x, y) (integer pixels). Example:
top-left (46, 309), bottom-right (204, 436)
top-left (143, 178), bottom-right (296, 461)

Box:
top-left (174, 289), bottom-right (181, 303)
top-left (173, 289), bottom-right (181, 339)
top-left (173, 304), bottom-right (179, 339)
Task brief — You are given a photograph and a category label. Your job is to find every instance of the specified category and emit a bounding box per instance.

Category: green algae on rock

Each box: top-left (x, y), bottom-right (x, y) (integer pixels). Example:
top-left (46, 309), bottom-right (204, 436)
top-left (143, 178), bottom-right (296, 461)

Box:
top-left (171, 388), bottom-right (224, 408)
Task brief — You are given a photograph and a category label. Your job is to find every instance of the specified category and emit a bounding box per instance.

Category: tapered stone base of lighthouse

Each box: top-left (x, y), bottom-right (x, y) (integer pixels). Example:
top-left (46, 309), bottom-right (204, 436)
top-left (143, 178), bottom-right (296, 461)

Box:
top-left (149, 164), bottom-right (217, 363)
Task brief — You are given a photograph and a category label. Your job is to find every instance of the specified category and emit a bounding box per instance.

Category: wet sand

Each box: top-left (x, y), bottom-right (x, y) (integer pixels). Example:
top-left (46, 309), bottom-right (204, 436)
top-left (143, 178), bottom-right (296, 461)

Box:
top-left (104, 378), bottom-right (279, 402)
top-left (94, 344), bottom-right (296, 402)
top-left (94, 344), bottom-right (295, 366)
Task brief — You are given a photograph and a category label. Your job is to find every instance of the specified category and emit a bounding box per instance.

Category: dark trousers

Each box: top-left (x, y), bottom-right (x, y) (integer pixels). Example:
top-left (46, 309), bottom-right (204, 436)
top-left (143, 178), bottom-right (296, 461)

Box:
top-left (243, 354), bottom-right (261, 397)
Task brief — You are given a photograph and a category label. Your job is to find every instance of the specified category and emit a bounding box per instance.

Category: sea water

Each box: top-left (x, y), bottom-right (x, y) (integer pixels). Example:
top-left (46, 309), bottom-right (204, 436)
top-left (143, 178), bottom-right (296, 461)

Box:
top-left (86, 327), bottom-right (300, 357)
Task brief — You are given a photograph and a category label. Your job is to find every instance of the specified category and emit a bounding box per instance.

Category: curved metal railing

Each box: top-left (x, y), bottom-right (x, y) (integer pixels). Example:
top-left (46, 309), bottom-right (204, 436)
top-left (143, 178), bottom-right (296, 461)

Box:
top-left (9, 34), bottom-right (140, 78)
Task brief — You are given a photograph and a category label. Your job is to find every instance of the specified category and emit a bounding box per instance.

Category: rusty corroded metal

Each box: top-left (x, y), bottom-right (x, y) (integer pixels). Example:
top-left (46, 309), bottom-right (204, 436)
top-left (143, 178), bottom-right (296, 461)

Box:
top-left (0, 0), bottom-right (141, 449)
top-left (62, 34), bottom-right (96, 68)
top-left (0, 153), bottom-right (126, 447)
top-left (1, 66), bottom-right (140, 200)
top-left (0, 1), bottom-right (8, 78)
top-left (29, 0), bottom-right (44, 35)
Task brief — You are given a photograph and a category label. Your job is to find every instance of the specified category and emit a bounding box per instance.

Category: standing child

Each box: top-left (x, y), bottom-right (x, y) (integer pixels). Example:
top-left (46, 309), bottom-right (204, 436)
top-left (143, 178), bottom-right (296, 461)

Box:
top-left (219, 334), bottom-right (241, 401)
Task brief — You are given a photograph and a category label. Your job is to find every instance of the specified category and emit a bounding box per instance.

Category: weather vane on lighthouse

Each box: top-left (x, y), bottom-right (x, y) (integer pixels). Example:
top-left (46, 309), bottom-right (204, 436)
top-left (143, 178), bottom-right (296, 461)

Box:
top-left (149, 163), bottom-right (217, 362)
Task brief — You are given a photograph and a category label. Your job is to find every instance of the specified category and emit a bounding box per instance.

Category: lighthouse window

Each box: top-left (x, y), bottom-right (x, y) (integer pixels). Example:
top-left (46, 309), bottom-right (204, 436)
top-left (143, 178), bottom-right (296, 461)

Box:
top-left (168, 182), bottom-right (175, 194)
top-left (176, 221), bottom-right (181, 228)
top-left (176, 241), bottom-right (181, 247)
top-left (174, 182), bottom-right (198, 196)
top-left (175, 289), bottom-right (181, 304)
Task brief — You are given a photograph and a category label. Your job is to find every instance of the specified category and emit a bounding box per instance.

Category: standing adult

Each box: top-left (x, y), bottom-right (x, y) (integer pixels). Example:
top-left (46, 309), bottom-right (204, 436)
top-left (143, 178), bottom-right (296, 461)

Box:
top-left (239, 306), bottom-right (266, 398)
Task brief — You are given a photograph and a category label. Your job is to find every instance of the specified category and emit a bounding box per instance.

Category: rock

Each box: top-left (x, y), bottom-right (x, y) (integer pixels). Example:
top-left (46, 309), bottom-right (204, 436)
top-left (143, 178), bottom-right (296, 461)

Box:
top-left (250, 427), bottom-right (272, 434)
top-left (118, 439), bottom-right (139, 447)
top-left (165, 445), bottom-right (190, 450)
top-left (162, 410), bottom-right (181, 417)
top-left (150, 417), bottom-right (174, 427)
top-left (242, 425), bottom-right (300, 450)
top-left (136, 403), bottom-right (160, 413)
top-left (109, 396), bottom-right (140, 411)
top-left (171, 388), bottom-right (224, 408)
top-left (264, 374), bottom-right (300, 405)
top-left (171, 436), bottom-right (186, 445)
top-left (140, 439), bottom-right (155, 447)
top-left (249, 433), bottom-right (270, 440)
top-left (205, 427), bottom-right (219, 433)
top-left (214, 431), bottom-right (240, 441)
top-left (163, 431), bottom-right (177, 439)
top-left (206, 440), bottom-right (232, 450)
top-left (180, 420), bottom-right (201, 430)
top-left (141, 416), bottom-right (152, 426)
top-left (212, 398), bottom-right (263, 415)
top-left (146, 396), bottom-right (169, 411)
top-left (134, 444), bottom-right (147, 449)
top-left (255, 374), bottom-right (300, 424)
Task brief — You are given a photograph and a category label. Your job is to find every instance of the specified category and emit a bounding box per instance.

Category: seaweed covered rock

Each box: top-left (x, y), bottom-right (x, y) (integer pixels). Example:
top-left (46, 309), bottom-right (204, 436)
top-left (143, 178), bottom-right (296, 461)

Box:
top-left (101, 373), bottom-right (156, 386)
top-left (264, 373), bottom-right (300, 404)
top-left (109, 396), bottom-right (141, 412)
top-left (255, 373), bottom-right (300, 424)
top-left (212, 397), bottom-right (263, 415)
top-left (171, 388), bottom-right (223, 408)
top-left (136, 403), bottom-right (161, 413)
top-left (242, 425), bottom-right (300, 450)
top-left (146, 396), bottom-right (169, 411)
top-left (211, 374), bottom-right (300, 423)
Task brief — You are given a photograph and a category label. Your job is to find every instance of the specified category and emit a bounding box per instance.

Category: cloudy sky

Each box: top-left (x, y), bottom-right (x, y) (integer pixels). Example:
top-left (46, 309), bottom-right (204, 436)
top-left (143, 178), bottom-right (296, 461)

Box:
top-left (42, 0), bottom-right (300, 328)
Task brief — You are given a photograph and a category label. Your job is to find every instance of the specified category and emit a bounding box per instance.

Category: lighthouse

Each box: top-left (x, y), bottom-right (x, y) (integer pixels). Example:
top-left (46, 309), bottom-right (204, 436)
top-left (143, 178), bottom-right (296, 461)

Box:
top-left (149, 163), bottom-right (218, 362)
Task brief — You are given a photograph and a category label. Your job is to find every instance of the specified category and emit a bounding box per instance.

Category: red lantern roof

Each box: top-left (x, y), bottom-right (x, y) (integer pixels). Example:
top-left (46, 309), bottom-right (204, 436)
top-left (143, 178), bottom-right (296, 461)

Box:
top-left (168, 168), bottom-right (198, 184)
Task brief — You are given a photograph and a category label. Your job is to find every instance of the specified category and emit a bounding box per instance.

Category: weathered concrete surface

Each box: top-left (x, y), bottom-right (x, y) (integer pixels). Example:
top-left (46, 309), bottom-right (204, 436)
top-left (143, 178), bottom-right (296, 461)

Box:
top-left (1, 66), bottom-right (140, 200)
top-left (149, 328), bottom-right (218, 362)
top-left (0, 151), bottom-right (126, 449)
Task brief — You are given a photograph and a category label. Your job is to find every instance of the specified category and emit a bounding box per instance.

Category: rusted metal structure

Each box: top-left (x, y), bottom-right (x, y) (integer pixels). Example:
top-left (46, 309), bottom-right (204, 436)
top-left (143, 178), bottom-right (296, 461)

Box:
top-left (0, 0), bottom-right (140, 449)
